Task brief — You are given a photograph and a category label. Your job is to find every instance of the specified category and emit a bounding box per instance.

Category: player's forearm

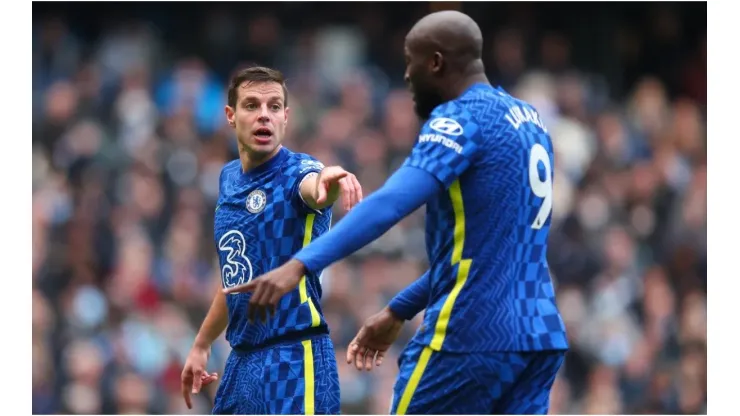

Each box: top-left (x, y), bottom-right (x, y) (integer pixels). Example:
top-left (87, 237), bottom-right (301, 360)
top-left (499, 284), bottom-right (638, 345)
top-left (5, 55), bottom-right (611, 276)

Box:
top-left (388, 270), bottom-right (431, 320)
top-left (294, 167), bottom-right (441, 273)
top-left (193, 291), bottom-right (229, 350)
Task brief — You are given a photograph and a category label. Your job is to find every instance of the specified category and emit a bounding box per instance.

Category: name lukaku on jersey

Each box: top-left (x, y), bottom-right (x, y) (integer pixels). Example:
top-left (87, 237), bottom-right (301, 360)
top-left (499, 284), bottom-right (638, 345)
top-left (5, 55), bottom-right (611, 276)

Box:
top-left (418, 133), bottom-right (464, 154)
top-left (505, 105), bottom-right (547, 132)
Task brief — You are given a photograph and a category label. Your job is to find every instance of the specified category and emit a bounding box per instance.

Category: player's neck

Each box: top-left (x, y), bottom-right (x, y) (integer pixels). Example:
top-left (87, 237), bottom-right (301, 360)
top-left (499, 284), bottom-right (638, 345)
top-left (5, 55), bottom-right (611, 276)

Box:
top-left (240, 145), bottom-right (283, 173)
top-left (449, 73), bottom-right (490, 100)
top-left (446, 60), bottom-right (490, 100)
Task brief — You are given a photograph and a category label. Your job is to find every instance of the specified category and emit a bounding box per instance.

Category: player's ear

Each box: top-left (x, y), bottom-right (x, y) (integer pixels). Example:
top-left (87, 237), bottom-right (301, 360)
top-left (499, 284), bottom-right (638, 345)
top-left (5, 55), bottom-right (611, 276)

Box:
top-left (225, 105), bottom-right (236, 128)
top-left (431, 52), bottom-right (443, 74)
top-left (284, 106), bottom-right (290, 126)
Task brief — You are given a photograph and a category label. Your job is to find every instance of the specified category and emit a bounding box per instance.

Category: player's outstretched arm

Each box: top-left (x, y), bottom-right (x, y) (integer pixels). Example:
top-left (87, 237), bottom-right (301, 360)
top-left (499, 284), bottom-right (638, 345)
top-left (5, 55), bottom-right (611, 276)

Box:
top-left (347, 271), bottom-right (432, 371)
top-left (181, 290), bottom-right (227, 409)
top-left (223, 167), bottom-right (442, 320)
top-left (293, 167), bottom-right (440, 274)
top-left (299, 166), bottom-right (363, 212)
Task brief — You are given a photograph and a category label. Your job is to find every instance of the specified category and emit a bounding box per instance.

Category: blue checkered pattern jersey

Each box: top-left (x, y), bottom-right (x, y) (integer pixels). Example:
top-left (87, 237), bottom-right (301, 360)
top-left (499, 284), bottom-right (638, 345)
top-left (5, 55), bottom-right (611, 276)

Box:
top-left (387, 83), bottom-right (569, 415)
top-left (212, 146), bottom-right (339, 415)
top-left (402, 83), bottom-right (569, 354)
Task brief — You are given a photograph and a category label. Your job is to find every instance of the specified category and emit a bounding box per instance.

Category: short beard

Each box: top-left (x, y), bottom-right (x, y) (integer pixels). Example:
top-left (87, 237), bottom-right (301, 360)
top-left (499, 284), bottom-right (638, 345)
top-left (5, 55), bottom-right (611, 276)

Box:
top-left (413, 90), bottom-right (444, 120)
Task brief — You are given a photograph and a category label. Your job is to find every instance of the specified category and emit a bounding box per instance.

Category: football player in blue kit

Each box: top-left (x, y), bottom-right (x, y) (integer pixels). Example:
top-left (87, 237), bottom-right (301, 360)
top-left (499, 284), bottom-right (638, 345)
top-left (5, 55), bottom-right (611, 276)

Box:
top-left (181, 66), bottom-right (363, 415)
top-left (226, 11), bottom-right (568, 415)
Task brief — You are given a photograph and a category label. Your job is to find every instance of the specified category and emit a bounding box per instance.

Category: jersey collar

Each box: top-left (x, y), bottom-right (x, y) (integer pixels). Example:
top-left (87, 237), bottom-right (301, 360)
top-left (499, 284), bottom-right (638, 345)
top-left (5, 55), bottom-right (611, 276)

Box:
top-left (241, 146), bottom-right (289, 179)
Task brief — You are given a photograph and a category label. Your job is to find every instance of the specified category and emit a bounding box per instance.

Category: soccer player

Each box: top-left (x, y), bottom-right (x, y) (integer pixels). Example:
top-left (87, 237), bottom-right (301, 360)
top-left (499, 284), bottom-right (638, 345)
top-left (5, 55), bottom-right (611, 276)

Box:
top-left (180, 66), bottom-right (363, 415)
top-left (225, 10), bottom-right (568, 415)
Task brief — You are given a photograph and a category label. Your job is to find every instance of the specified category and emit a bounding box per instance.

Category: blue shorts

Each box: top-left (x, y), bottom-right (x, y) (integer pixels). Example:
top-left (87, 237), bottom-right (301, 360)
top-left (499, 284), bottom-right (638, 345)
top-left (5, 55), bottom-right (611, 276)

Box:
top-left (212, 335), bottom-right (340, 415)
top-left (390, 342), bottom-right (565, 415)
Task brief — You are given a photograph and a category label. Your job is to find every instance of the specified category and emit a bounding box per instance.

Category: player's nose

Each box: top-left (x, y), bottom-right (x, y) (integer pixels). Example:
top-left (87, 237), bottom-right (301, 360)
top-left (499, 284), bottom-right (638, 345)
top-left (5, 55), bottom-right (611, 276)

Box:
top-left (257, 107), bottom-right (270, 123)
top-left (259, 104), bottom-right (272, 118)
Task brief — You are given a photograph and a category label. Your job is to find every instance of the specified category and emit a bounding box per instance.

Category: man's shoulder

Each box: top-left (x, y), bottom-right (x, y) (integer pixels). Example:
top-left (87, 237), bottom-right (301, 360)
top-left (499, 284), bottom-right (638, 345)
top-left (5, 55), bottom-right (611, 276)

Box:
top-left (460, 85), bottom-right (511, 117)
top-left (282, 149), bottom-right (326, 177)
top-left (219, 159), bottom-right (242, 181)
top-left (426, 87), bottom-right (503, 129)
top-left (422, 95), bottom-right (491, 143)
top-left (225, 158), bottom-right (242, 169)
top-left (283, 147), bottom-right (320, 163)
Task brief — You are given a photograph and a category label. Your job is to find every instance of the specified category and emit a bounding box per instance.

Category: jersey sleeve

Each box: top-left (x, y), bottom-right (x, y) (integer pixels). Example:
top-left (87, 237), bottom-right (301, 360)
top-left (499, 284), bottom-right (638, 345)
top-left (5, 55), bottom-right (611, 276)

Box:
top-left (287, 154), bottom-right (328, 215)
top-left (388, 270), bottom-right (431, 320)
top-left (402, 103), bottom-right (483, 188)
top-left (293, 166), bottom-right (441, 275)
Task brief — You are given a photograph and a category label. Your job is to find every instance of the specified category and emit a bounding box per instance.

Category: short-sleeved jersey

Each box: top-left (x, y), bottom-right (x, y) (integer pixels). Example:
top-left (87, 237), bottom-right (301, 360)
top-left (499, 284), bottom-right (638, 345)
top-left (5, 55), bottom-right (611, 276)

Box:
top-left (402, 83), bottom-right (568, 353)
top-left (214, 147), bottom-right (331, 351)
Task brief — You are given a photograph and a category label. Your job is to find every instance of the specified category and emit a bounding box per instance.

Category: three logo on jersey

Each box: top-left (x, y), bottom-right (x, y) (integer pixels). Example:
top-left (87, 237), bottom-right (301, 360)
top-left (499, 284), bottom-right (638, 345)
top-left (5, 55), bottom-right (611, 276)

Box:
top-left (218, 230), bottom-right (253, 289)
top-left (218, 189), bottom-right (267, 290)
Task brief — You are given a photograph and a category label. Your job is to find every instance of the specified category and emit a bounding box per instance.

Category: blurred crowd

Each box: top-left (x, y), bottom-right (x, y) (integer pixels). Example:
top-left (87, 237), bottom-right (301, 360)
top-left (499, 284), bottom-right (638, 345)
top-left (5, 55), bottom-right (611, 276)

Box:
top-left (32, 2), bottom-right (706, 414)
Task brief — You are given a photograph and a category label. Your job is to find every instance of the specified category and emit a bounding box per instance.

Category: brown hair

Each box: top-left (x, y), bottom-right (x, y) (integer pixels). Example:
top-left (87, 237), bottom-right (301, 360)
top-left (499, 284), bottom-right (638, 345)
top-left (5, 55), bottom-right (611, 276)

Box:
top-left (227, 66), bottom-right (288, 108)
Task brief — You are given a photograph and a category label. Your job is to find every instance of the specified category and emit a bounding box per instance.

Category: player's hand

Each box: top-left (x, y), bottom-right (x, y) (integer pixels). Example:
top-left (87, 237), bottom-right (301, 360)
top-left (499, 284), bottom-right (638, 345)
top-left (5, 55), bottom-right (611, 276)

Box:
top-left (222, 259), bottom-right (305, 323)
top-left (347, 306), bottom-right (404, 372)
top-left (181, 345), bottom-right (218, 410)
top-left (315, 166), bottom-right (363, 211)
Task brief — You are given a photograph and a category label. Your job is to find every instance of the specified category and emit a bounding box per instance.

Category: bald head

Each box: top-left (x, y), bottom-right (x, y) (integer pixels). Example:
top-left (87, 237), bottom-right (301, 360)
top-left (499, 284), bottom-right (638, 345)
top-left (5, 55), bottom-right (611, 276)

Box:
top-left (406, 10), bottom-right (484, 65)
top-left (403, 10), bottom-right (489, 119)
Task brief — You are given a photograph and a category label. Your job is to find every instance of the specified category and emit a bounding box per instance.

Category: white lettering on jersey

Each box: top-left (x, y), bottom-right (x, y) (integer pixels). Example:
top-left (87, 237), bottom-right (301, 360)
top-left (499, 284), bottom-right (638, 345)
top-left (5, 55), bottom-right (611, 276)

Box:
top-left (218, 230), bottom-right (254, 290)
top-left (300, 160), bottom-right (325, 174)
top-left (418, 134), bottom-right (464, 154)
top-left (504, 105), bottom-right (548, 133)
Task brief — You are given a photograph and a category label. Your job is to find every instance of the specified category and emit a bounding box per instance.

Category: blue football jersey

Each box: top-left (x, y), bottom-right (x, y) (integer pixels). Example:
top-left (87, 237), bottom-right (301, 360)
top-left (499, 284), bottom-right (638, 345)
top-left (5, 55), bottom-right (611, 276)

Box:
top-left (214, 147), bottom-right (331, 350)
top-left (403, 83), bottom-right (568, 352)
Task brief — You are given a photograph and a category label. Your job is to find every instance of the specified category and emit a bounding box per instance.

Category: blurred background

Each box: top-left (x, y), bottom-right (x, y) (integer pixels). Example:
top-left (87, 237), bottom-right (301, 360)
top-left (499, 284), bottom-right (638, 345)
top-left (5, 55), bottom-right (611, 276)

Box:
top-left (32, 1), bottom-right (706, 414)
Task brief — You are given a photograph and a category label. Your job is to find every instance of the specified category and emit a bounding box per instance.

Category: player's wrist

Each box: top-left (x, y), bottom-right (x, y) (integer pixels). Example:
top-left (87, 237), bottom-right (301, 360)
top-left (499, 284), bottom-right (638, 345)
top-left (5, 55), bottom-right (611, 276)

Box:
top-left (286, 258), bottom-right (308, 277)
top-left (385, 304), bottom-right (409, 322)
top-left (192, 337), bottom-right (213, 353)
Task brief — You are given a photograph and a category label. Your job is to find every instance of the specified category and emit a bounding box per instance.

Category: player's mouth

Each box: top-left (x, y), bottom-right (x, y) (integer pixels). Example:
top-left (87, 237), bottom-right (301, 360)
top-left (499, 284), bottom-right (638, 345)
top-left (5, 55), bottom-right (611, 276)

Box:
top-left (252, 127), bottom-right (273, 145)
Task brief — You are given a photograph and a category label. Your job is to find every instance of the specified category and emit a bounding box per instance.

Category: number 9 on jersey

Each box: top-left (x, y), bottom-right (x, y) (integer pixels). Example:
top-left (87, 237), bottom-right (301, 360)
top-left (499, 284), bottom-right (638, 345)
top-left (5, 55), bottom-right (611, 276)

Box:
top-left (528, 143), bottom-right (553, 230)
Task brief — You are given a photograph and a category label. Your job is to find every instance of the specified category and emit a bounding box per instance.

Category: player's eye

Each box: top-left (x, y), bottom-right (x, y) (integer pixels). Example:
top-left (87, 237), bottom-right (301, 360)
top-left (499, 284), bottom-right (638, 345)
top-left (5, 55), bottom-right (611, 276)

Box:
top-left (245, 103), bottom-right (257, 110)
top-left (271, 104), bottom-right (282, 111)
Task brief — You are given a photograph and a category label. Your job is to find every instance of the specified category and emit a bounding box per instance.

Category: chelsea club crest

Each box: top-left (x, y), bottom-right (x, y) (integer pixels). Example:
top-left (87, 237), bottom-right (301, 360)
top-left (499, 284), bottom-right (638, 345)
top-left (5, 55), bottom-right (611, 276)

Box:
top-left (246, 189), bottom-right (267, 214)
